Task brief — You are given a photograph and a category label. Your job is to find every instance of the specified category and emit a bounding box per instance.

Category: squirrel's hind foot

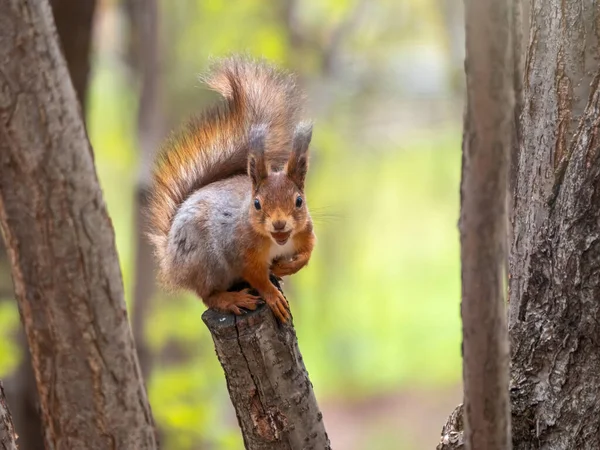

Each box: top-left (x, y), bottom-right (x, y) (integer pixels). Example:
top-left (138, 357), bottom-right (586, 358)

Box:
top-left (205, 289), bottom-right (263, 316)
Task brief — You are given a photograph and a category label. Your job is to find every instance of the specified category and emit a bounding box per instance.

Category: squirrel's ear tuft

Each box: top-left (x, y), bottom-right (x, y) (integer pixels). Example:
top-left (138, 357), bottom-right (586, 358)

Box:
top-left (248, 124), bottom-right (268, 187)
top-left (287, 121), bottom-right (313, 190)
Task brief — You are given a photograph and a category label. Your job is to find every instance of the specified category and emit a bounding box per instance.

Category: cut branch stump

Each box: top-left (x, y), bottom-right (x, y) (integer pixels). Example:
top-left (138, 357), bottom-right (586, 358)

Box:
top-left (202, 280), bottom-right (330, 450)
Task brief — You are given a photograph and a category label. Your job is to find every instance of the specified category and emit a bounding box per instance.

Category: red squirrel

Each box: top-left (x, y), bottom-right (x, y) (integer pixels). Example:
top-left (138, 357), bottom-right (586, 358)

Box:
top-left (147, 56), bottom-right (315, 323)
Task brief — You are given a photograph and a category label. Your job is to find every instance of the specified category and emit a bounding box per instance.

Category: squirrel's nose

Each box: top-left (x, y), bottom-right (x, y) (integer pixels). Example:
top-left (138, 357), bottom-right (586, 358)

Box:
top-left (272, 220), bottom-right (287, 231)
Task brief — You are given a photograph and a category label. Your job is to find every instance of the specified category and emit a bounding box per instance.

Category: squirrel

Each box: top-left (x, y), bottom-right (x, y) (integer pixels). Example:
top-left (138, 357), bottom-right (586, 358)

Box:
top-left (146, 56), bottom-right (316, 323)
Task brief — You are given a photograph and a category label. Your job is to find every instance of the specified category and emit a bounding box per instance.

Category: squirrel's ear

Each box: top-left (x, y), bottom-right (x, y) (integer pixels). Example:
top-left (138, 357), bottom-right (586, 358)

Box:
top-left (248, 124), bottom-right (268, 187)
top-left (287, 121), bottom-right (313, 190)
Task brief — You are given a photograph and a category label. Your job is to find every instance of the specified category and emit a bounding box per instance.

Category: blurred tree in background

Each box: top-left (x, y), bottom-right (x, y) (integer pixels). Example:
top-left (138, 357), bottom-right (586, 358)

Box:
top-left (0, 0), bottom-right (464, 449)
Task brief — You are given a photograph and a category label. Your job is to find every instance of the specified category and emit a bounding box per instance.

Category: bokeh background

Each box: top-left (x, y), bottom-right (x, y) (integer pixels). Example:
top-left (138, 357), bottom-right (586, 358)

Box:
top-left (0, 0), bottom-right (466, 448)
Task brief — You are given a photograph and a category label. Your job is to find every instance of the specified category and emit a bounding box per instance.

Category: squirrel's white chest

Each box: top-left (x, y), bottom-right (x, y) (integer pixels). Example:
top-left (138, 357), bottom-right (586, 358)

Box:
top-left (268, 239), bottom-right (296, 263)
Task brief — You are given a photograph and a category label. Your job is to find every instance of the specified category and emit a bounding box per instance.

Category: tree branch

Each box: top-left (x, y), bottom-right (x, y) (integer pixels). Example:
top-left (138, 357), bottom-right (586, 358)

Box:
top-left (202, 280), bottom-right (330, 449)
top-left (437, 404), bottom-right (464, 450)
top-left (0, 381), bottom-right (18, 450)
top-left (458, 0), bottom-right (514, 448)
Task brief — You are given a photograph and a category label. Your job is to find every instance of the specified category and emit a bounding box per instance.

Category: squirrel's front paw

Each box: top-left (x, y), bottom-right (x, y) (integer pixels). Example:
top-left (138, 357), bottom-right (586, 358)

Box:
top-left (262, 289), bottom-right (290, 323)
top-left (270, 258), bottom-right (297, 278)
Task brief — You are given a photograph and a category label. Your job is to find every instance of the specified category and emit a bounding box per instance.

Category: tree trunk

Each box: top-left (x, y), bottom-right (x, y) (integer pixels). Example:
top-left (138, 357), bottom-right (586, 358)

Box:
top-left (508, 0), bottom-right (600, 447)
top-left (0, 0), bottom-right (96, 300)
top-left (124, 0), bottom-right (163, 381)
top-left (48, 0), bottom-right (97, 114)
top-left (0, 381), bottom-right (17, 450)
top-left (3, 2), bottom-right (98, 448)
top-left (0, 1), bottom-right (157, 449)
top-left (459, 0), bottom-right (514, 448)
top-left (203, 281), bottom-right (330, 450)
top-left (439, 1), bottom-right (600, 448)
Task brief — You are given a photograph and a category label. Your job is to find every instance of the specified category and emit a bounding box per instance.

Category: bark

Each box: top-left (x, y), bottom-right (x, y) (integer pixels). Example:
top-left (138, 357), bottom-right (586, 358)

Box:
top-left (0, 1), bottom-right (157, 449)
top-left (0, 238), bottom-right (12, 300)
top-left (3, 331), bottom-right (44, 450)
top-left (438, 404), bottom-right (464, 450)
top-left (0, 0), bottom-right (96, 298)
top-left (439, 1), bottom-right (600, 449)
top-left (203, 280), bottom-right (330, 450)
top-left (508, 0), bottom-right (600, 447)
top-left (0, 0), bottom-right (96, 297)
top-left (0, 381), bottom-right (17, 450)
top-left (508, 0), bottom-right (524, 257)
top-left (459, 0), bottom-right (514, 448)
top-left (49, 0), bottom-right (97, 113)
top-left (124, 0), bottom-right (163, 381)
top-left (4, 2), bottom-right (98, 448)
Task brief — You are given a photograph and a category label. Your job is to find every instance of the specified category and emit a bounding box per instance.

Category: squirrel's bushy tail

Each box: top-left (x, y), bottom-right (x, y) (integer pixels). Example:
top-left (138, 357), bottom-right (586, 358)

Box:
top-left (147, 55), bottom-right (302, 281)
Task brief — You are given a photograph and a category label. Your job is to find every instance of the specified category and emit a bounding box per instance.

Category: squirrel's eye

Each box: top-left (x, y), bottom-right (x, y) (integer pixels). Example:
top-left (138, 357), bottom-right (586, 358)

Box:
top-left (295, 196), bottom-right (303, 208)
top-left (254, 199), bottom-right (261, 210)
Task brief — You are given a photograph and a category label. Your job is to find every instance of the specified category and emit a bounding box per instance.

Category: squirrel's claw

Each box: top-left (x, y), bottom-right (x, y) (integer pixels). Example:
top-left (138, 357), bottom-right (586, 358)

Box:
top-left (226, 289), bottom-right (262, 315)
top-left (264, 289), bottom-right (290, 323)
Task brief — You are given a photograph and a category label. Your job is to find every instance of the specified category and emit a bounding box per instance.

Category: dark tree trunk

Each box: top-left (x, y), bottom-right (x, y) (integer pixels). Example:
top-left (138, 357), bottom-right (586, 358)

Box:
top-left (48, 0), bottom-right (97, 113)
top-left (0, 1), bottom-right (157, 449)
top-left (203, 285), bottom-right (330, 450)
top-left (0, 381), bottom-right (17, 450)
top-left (459, 0), bottom-right (514, 449)
top-left (440, 1), bottom-right (600, 449)
top-left (124, 0), bottom-right (163, 381)
top-left (0, 238), bottom-right (12, 300)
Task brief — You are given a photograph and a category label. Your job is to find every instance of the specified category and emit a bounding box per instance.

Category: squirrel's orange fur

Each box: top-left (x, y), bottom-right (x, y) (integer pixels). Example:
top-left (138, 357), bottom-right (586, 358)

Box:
top-left (146, 56), bottom-right (315, 322)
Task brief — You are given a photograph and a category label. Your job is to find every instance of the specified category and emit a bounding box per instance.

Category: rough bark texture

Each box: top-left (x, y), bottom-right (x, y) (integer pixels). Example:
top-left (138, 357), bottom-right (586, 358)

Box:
top-left (125, 0), bottom-right (163, 381)
top-left (0, 1), bottom-right (157, 449)
top-left (460, 0), bottom-right (513, 448)
top-left (0, 0), bottom-right (96, 299)
top-left (440, 1), bottom-right (600, 449)
top-left (203, 280), bottom-right (330, 450)
top-left (0, 382), bottom-right (17, 450)
top-left (5, 2), bottom-right (97, 447)
top-left (49, 0), bottom-right (97, 113)
top-left (508, 0), bottom-right (600, 447)
top-left (4, 331), bottom-right (44, 450)
top-left (438, 404), bottom-right (464, 450)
